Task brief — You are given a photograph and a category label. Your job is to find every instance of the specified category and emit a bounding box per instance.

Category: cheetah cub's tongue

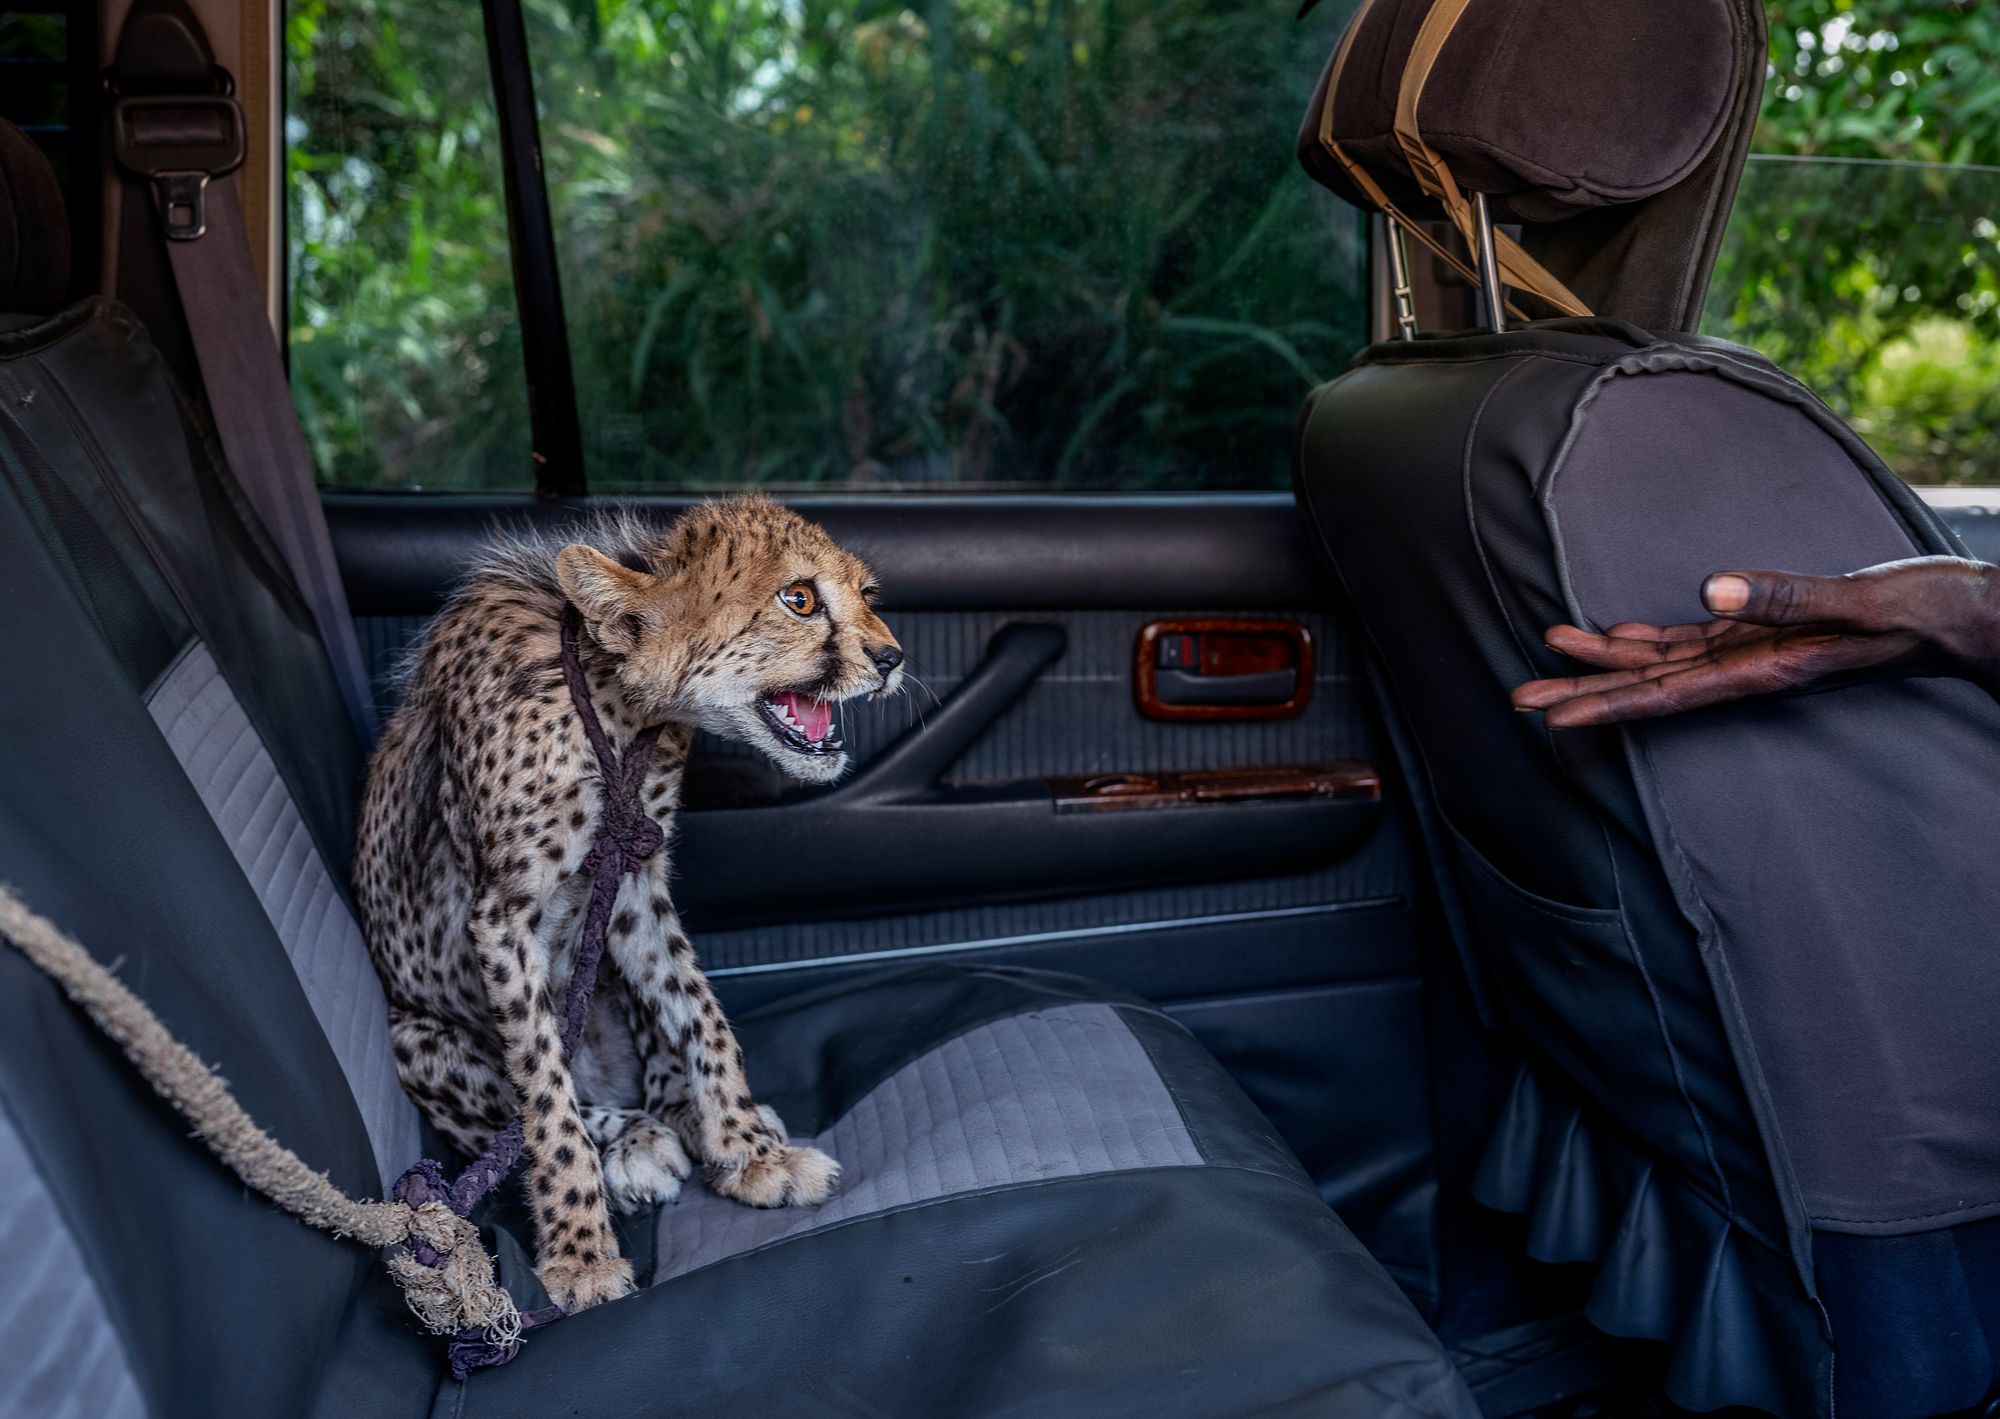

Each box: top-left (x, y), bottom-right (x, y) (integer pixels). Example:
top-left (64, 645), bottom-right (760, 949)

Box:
top-left (772, 691), bottom-right (834, 743)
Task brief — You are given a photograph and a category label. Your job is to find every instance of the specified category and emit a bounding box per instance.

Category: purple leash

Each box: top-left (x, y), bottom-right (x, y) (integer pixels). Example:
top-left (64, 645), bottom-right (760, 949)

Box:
top-left (392, 602), bottom-right (664, 1377)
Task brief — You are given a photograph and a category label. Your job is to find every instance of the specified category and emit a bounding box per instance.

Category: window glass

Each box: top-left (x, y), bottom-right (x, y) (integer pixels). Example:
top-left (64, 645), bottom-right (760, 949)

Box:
top-left (1, 4), bottom-right (95, 295)
top-left (0, 10), bottom-right (72, 168)
top-left (526, 0), bottom-right (1367, 492)
top-left (286, 0), bottom-right (533, 489)
top-left (1705, 1), bottom-right (2000, 487)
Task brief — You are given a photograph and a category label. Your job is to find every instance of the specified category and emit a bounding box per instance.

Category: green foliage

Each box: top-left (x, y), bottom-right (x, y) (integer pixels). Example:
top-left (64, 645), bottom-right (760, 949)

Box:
top-left (1706, 0), bottom-right (2000, 484)
top-left (287, 0), bottom-right (533, 488)
top-left (291, 0), bottom-right (2000, 490)
top-left (288, 0), bottom-right (1364, 491)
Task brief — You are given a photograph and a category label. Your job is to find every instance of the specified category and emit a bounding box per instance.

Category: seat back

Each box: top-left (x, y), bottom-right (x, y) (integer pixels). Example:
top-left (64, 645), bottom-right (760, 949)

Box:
top-left (0, 122), bottom-right (434, 1415)
top-left (1294, 5), bottom-right (2000, 1416)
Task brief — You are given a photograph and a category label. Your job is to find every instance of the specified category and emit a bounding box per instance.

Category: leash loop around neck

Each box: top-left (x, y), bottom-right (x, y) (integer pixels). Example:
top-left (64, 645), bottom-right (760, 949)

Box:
top-left (555, 602), bottom-right (666, 1051)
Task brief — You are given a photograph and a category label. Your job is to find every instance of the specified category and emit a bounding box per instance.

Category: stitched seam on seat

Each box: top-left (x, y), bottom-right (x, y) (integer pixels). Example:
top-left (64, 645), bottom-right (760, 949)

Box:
top-left (1035, 1009), bottom-right (1108, 1174)
top-left (1111, 1004), bottom-right (1213, 1165)
top-left (802, 990), bottom-right (1181, 1136)
top-left (924, 1022), bottom-right (955, 1198)
top-left (1605, 838), bottom-right (1737, 1224)
top-left (1460, 358), bottom-right (1545, 674)
top-left (986, 1016), bottom-right (1037, 1187)
top-left (1812, 1199), bottom-right (2000, 1227)
top-left (656, 1161), bottom-right (1298, 1288)
top-left (0, 1072), bottom-right (149, 1418)
top-left (1361, 349), bottom-right (1607, 371)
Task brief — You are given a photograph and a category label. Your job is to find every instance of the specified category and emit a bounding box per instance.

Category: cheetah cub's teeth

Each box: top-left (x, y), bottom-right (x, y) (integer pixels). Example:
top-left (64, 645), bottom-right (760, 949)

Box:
top-left (758, 690), bottom-right (841, 756)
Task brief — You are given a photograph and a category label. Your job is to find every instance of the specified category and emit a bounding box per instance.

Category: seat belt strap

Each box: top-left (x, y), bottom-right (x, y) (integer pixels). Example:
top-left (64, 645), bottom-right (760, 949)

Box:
top-left (1392, 0), bottom-right (1593, 318)
top-left (1314, 0), bottom-right (1532, 324)
top-left (109, 13), bottom-right (380, 742)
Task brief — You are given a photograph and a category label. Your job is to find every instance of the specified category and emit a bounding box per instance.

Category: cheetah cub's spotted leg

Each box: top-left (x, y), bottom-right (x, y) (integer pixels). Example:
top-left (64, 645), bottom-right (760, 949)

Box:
top-left (387, 1009), bottom-right (515, 1160)
top-left (607, 874), bottom-right (839, 1207)
top-left (466, 876), bottom-right (633, 1311)
top-left (572, 979), bottom-right (693, 1213)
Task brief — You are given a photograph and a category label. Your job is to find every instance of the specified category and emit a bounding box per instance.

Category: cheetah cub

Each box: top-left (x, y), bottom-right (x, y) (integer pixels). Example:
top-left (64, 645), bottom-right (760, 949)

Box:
top-left (354, 497), bottom-right (903, 1312)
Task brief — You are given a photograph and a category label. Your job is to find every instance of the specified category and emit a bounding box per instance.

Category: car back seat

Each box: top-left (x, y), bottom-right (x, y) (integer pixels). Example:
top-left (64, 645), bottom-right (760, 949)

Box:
top-left (0, 118), bottom-right (1477, 1418)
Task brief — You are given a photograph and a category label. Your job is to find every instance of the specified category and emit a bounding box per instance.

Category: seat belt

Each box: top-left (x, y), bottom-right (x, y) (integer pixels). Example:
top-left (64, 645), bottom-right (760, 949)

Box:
top-left (108, 0), bottom-right (380, 742)
top-left (1391, 0), bottom-right (1590, 318)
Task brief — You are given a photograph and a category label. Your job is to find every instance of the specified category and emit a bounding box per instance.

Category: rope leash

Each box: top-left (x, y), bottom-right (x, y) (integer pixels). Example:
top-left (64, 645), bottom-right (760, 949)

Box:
top-left (0, 883), bottom-right (521, 1350)
top-left (388, 602), bottom-right (663, 1374)
top-left (0, 601), bottom-right (666, 1378)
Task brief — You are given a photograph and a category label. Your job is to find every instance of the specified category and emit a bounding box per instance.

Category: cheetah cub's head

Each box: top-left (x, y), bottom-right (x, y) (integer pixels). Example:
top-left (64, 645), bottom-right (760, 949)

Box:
top-left (554, 498), bottom-right (901, 785)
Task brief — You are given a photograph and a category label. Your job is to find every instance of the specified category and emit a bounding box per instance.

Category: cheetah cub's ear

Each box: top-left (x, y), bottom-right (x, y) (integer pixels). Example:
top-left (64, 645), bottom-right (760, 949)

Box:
top-left (555, 544), bottom-right (657, 655)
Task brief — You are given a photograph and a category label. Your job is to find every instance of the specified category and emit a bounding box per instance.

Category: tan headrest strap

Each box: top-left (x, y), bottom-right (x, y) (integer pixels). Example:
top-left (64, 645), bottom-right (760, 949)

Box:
top-left (1315, 0), bottom-right (1531, 323)
top-left (1392, 0), bottom-right (1592, 318)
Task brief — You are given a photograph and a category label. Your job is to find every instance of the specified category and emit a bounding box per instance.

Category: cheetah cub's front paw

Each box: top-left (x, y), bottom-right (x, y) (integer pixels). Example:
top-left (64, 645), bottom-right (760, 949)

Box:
top-left (708, 1140), bottom-right (841, 1208)
top-left (537, 1251), bottom-right (636, 1313)
top-left (602, 1120), bottom-right (693, 1213)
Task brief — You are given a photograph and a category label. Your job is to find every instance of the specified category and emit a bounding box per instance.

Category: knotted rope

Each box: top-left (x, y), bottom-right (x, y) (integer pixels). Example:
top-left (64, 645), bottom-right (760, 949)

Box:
top-left (0, 883), bottom-right (520, 1351)
top-left (0, 601), bottom-right (666, 1379)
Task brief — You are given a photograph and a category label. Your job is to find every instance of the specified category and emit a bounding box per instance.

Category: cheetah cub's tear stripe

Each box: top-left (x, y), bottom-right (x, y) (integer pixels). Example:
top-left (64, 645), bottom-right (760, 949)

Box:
top-left (354, 497), bottom-right (903, 1313)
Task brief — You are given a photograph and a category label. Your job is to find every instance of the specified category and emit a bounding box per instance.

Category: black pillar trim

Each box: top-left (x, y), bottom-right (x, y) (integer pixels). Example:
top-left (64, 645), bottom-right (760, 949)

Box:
top-left (480, 0), bottom-right (587, 499)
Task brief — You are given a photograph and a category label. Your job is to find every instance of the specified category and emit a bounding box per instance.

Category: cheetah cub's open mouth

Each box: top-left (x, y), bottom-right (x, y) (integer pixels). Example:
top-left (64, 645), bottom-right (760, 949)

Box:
top-left (552, 498), bottom-right (899, 787)
top-left (759, 690), bottom-right (843, 756)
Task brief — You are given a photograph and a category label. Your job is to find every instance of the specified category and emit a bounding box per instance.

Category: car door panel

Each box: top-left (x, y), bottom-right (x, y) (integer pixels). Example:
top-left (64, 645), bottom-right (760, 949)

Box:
top-left (1936, 503), bottom-right (2000, 564)
top-left (329, 490), bottom-right (1440, 1300)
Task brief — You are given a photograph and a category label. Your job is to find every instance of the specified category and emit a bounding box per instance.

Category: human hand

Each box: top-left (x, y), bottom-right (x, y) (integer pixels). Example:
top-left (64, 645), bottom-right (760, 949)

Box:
top-left (1511, 558), bottom-right (2000, 729)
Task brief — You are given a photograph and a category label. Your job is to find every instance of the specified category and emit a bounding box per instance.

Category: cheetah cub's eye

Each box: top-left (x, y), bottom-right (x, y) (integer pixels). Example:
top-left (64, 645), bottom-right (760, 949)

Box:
top-left (778, 582), bottom-right (818, 618)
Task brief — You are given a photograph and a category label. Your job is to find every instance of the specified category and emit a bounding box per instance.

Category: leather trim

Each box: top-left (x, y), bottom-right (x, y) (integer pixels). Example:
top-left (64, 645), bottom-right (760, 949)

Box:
top-left (458, 1164), bottom-right (1476, 1419)
top-left (324, 492), bottom-right (1333, 615)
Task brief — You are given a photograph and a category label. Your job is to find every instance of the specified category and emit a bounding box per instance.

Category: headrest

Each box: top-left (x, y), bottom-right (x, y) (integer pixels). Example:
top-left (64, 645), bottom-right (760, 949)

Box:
top-left (1298, 0), bottom-right (1764, 330)
top-left (1301, 0), bottom-right (1741, 223)
top-left (0, 118), bottom-right (70, 316)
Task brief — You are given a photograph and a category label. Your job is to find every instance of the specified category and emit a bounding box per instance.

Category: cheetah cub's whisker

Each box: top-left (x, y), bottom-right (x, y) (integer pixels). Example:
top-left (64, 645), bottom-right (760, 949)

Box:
top-left (353, 497), bottom-right (903, 1313)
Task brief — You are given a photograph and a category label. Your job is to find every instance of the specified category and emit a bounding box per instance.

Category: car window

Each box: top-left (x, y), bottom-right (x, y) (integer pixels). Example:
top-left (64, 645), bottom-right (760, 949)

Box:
top-left (286, 0), bottom-right (532, 490)
top-left (1705, 2), bottom-right (2000, 488)
top-left (287, 0), bottom-right (1368, 494)
top-left (1, 4), bottom-right (95, 296)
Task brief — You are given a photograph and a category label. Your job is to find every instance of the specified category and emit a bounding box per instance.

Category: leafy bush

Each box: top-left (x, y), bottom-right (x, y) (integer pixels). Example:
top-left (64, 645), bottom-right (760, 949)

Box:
top-left (289, 0), bottom-right (1365, 491)
top-left (289, 0), bottom-right (2000, 489)
top-left (1706, 0), bottom-right (2000, 484)
top-left (286, 0), bottom-right (537, 488)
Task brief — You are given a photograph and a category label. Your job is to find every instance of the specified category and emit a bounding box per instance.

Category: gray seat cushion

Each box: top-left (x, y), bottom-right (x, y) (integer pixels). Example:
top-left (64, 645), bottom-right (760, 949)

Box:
top-left (468, 966), bottom-right (1477, 1419)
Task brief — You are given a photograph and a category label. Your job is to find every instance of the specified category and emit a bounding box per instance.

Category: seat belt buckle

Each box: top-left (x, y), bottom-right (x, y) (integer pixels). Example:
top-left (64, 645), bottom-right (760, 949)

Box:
top-left (110, 92), bottom-right (246, 241)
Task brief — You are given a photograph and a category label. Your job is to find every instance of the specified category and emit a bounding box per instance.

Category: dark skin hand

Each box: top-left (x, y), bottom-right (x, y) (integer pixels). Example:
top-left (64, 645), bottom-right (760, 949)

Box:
top-left (1511, 557), bottom-right (2000, 729)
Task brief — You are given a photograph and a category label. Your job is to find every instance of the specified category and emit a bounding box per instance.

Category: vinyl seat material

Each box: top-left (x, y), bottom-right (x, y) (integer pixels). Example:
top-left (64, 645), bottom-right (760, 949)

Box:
top-left (0, 120), bottom-right (1473, 1419)
top-left (1293, 3), bottom-right (2000, 1410)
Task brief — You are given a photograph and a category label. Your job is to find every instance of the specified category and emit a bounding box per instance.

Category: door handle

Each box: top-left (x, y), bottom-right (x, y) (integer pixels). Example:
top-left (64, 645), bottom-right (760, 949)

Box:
top-left (669, 621), bottom-right (1376, 929)
top-left (1134, 619), bottom-right (1312, 721)
top-left (1154, 667), bottom-right (1298, 707)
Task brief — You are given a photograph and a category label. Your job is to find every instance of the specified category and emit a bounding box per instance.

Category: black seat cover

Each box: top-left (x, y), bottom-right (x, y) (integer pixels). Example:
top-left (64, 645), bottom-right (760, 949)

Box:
top-left (0, 119), bottom-right (1474, 1418)
top-left (1293, 3), bottom-right (2000, 1415)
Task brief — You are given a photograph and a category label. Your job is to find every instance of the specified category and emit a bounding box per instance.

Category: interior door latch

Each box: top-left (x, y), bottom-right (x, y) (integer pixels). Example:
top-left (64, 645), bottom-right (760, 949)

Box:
top-left (1133, 619), bottom-right (1313, 721)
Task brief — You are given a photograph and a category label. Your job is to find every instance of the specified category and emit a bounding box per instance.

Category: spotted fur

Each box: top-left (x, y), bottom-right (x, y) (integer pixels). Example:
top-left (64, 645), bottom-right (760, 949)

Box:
top-left (354, 497), bottom-right (902, 1311)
